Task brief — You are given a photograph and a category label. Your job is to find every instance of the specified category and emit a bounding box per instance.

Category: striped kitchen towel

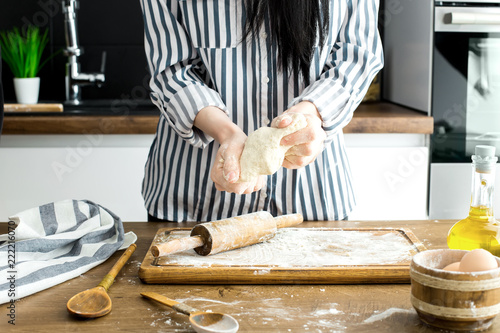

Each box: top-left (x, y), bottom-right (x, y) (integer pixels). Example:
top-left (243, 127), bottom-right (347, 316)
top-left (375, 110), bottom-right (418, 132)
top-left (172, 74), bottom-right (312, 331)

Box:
top-left (0, 199), bottom-right (137, 304)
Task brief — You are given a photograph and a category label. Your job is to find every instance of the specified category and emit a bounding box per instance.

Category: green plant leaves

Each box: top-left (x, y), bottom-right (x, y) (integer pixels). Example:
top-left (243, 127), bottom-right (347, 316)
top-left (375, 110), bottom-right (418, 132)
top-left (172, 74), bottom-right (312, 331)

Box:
top-left (0, 26), bottom-right (50, 78)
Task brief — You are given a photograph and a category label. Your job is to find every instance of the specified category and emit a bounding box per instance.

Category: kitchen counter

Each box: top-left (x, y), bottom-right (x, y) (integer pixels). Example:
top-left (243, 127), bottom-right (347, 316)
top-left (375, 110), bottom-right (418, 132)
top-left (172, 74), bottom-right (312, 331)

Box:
top-left (2, 102), bottom-right (433, 135)
top-left (0, 219), bottom-right (479, 332)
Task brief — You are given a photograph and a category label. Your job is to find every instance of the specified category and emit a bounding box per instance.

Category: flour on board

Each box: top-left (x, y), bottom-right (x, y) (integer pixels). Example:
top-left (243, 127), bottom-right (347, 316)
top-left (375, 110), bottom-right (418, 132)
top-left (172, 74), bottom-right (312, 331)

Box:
top-left (154, 228), bottom-right (418, 267)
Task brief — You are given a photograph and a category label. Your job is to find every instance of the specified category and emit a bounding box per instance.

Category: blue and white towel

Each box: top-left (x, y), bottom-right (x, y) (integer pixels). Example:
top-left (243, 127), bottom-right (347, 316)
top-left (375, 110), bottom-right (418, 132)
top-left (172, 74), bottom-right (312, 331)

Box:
top-left (0, 199), bottom-right (137, 304)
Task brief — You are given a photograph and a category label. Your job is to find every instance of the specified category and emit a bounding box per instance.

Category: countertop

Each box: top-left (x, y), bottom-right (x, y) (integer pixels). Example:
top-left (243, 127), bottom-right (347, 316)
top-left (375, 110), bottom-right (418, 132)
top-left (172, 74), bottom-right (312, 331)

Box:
top-left (0, 219), bottom-right (476, 332)
top-left (2, 102), bottom-right (433, 135)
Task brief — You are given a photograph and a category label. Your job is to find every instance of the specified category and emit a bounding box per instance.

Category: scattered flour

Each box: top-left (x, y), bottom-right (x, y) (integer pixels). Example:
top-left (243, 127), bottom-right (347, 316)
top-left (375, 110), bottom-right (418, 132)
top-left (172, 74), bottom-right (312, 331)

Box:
top-left (129, 260), bottom-right (142, 268)
top-left (313, 308), bottom-right (343, 316)
top-left (253, 269), bottom-right (271, 275)
top-left (174, 297), bottom-right (243, 306)
top-left (363, 308), bottom-right (415, 324)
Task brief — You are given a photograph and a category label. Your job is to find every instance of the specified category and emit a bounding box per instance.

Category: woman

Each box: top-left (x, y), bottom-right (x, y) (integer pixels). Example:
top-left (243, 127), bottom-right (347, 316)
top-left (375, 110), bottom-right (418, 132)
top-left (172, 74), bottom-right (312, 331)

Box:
top-left (140, 0), bottom-right (383, 222)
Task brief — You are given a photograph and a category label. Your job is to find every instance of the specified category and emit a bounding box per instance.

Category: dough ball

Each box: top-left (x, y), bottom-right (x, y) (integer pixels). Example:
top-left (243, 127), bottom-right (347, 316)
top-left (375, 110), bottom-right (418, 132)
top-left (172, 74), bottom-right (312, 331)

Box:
top-left (238, 113), bottom-right (308, 182)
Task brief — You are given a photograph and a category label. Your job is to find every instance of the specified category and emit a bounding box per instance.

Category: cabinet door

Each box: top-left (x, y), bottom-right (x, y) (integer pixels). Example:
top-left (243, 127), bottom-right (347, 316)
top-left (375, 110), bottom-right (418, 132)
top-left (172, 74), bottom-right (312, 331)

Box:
top-left (346, 147), bottom-right (429, 220)
top-left (0, 147), bottom-right (150, 221)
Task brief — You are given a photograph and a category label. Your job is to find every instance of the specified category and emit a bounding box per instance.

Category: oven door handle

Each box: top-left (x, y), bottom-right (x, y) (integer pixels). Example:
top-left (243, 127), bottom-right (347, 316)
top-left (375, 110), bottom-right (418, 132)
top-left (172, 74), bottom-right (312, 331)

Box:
top-left (446, 12), bottom-right (500, 25)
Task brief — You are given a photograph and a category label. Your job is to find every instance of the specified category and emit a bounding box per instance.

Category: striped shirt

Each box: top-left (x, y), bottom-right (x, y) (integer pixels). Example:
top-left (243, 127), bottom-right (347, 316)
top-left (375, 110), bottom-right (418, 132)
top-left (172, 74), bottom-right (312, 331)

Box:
top-left (140, 0), bottom-right (383, 222)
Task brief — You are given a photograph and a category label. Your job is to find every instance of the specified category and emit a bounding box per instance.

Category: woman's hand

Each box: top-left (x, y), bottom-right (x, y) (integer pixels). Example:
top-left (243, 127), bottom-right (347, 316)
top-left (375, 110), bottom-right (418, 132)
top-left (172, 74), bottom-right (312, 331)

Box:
top-left (194, 106), bottom-right (265, 194)
top-left (211, 132), bottom-right (266, 194)
top-left (271, 101), bottom-right (327, 169)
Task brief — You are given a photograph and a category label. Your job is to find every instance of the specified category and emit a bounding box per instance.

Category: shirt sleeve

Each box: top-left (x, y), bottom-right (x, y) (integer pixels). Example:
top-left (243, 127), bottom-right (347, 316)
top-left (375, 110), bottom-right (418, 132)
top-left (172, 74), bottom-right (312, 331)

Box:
top-left (140, 0), bottom-right (228, 148)
top-left (289, 0), bottom-right (384, 142)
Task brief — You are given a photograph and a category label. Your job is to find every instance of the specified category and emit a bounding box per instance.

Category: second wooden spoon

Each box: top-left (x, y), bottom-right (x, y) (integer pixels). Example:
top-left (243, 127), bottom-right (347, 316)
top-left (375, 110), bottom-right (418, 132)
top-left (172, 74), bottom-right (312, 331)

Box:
top-left (141, 292), bottom-right (239, 333)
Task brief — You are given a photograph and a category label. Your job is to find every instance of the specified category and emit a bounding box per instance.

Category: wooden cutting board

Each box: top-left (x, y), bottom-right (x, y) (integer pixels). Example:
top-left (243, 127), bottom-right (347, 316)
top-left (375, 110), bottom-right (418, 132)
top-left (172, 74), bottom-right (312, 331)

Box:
top-left (4, 103), bottom-right (64, 112)
top-left (139, 227), bottom-right (427, 284)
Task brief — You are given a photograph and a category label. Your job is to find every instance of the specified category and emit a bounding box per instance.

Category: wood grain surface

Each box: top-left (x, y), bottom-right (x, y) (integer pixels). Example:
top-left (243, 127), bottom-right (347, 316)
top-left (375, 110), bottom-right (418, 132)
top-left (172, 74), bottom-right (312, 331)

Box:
top-left (140, 227), bottom-right (426, 284)
top-left (2, 220), bottom-right (491, 333)
top-left (1, 102), bottom-right (433, 135)
top-left (1, 115), bottom-right (156, 135)
top-left (4, 103), bottom-right (64, 112)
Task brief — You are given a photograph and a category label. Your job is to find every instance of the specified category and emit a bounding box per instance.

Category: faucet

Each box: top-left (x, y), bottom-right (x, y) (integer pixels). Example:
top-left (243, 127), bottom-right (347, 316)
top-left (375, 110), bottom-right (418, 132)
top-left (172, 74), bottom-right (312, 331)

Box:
top-left (62, 0), bottom-right (105, 105)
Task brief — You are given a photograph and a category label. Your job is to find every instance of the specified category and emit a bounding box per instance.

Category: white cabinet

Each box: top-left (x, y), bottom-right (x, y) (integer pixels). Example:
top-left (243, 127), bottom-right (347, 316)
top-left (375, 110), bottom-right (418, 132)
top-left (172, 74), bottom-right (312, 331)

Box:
top-left (0, 133), bottom-right (430, 222)
top-left (0, 135), bottom-right (153, 221)
top-left (345, 134), bottom-right (429, 220)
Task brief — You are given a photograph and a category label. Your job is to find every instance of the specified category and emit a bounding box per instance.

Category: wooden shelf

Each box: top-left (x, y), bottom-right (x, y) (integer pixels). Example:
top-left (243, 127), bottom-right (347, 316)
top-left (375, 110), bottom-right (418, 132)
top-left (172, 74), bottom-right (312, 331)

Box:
top-left (345, 102), bottom-right (433, 134)
top-left (2, 102), bottom-right (433, 135)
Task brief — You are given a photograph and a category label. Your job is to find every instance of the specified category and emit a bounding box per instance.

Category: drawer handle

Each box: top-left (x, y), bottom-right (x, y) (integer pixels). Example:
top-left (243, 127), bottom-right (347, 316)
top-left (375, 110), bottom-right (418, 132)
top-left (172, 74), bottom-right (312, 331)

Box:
top-left (445, 12), bottom-right (500, 25)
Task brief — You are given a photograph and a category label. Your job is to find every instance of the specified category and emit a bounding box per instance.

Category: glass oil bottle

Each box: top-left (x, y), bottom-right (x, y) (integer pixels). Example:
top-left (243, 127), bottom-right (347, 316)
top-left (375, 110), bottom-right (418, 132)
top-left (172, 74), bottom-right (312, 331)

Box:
top-left (447, 145), bottom-right (500, 256)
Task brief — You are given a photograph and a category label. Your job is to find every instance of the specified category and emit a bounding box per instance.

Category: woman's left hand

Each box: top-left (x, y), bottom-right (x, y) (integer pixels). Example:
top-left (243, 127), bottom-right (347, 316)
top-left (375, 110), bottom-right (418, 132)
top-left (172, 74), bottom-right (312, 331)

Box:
top-left (271, 101), bottom-right (327, 169)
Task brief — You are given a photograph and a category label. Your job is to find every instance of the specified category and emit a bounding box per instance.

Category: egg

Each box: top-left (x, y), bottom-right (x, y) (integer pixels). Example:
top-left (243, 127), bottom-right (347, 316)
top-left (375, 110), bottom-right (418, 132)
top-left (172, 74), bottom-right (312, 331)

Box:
top-left (459, 249), bottom-right (499, 272)
top-left (443, 261), bottom-right (461, 271)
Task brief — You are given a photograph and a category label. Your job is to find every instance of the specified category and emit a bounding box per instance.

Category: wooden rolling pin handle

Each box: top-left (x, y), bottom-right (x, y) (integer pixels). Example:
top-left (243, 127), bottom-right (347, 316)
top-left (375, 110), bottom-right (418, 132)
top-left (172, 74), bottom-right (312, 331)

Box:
top-left (151, 235), bottom-right (204, 257)
top-left (274, 213), bottom-right (303, 229)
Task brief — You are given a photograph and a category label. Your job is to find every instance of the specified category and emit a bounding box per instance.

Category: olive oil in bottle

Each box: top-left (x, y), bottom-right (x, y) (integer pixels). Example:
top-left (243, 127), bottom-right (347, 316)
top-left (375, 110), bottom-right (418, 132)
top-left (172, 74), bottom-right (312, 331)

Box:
top-left (447, 145), bottom-right (500, 256)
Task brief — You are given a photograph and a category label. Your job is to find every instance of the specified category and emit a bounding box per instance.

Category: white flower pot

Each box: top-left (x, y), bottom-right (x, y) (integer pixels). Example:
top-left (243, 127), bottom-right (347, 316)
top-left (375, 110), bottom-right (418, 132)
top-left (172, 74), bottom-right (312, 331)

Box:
top-left (13, 77), bottom-right (40, 104)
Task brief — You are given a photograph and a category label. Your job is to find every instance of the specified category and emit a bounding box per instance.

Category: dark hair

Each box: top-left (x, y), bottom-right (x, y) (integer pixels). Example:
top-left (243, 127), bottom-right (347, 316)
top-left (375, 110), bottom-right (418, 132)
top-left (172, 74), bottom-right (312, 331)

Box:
top-left (244, 0), bottom-right (330, 86)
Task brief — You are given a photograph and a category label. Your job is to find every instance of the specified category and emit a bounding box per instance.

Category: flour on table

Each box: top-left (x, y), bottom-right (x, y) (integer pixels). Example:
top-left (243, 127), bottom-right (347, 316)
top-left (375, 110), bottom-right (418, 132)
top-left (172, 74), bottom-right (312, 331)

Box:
top-left (363, 308), bottom-right (415, 323)
top-left (155, 228), bottom-right (418, 267)
top-left (238, 113), bottom-right (307, 182)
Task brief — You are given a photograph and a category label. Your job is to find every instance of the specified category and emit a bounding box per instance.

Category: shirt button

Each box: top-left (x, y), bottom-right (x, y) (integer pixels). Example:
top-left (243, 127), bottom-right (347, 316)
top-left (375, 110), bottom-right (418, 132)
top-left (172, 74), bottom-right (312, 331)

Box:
top-left (261, 32), bottom-right (267, 39)
top-left (263, 76), bottom-right (270, 84)
top-left (263, 117), bottom-right (270, 125)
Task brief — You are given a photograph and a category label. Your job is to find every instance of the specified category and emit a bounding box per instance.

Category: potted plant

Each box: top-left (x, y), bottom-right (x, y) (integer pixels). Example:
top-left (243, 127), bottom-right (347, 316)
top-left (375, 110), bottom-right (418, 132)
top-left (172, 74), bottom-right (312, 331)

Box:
top-left (0, 26), bottom-right (50, 104)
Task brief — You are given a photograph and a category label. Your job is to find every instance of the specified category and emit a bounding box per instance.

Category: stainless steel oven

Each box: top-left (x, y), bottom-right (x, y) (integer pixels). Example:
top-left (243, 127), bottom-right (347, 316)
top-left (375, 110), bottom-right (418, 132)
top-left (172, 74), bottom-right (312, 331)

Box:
top-left (383, 0), bottom-right (500, 219)
top-left (430, 1), bottom-right (500, 219)
top-left (432, 2), bottom-right (500, 162)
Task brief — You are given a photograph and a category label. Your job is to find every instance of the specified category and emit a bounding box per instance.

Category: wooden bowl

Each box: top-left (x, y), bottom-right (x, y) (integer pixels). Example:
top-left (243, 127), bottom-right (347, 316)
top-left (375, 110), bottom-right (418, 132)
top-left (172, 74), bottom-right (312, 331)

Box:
top-left (410, 249), bottom-right (500, 332)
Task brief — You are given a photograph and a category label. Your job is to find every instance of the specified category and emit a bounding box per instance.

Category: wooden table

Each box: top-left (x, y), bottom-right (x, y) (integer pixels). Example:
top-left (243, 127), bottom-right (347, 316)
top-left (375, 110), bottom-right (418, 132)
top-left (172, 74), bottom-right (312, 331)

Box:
top-left (0, 220), bottom-right (483, 332)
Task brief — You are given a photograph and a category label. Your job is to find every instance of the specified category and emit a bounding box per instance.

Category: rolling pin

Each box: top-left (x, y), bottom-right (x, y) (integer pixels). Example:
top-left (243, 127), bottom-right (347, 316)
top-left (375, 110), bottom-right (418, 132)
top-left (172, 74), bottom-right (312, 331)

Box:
top-left (151, 211), bottom-right (303, 257)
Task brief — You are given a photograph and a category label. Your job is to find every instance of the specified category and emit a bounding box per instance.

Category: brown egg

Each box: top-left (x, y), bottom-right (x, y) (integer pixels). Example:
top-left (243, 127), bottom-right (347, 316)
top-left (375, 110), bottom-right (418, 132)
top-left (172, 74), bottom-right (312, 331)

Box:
top-left (443, 261), bottom-right (461, 271)
top-left (459, 249), bottom-right (499, 272)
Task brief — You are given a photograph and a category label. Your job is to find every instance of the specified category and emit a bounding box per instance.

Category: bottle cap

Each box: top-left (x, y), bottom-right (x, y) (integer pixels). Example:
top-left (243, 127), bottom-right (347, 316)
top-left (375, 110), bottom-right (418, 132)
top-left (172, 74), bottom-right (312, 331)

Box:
top-left (475, 145), bottom-right (496, 158)
top-left (472, 145), bottom-right (498, 172)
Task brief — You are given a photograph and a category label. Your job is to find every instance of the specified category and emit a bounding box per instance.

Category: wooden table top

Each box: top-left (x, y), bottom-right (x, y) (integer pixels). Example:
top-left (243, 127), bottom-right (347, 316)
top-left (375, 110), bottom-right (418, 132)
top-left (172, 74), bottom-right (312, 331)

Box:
top-left (0, 220), bottom-right (471, 332)
top-left (2, 102), bottom-right (433, 135)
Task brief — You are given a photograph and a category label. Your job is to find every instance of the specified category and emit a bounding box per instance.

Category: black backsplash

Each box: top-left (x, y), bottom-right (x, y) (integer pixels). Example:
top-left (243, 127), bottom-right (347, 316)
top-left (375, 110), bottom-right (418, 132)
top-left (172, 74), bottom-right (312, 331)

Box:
top-left (0, 0), bottom-right (150, 103)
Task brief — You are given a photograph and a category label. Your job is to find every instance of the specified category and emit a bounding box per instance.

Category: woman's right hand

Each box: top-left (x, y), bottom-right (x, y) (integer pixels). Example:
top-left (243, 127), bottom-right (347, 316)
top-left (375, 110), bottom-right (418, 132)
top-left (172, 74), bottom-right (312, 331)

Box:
top-left (194, 106), bottom-right (265, 194)
top-left (211, 133), bottom-right (266, 194)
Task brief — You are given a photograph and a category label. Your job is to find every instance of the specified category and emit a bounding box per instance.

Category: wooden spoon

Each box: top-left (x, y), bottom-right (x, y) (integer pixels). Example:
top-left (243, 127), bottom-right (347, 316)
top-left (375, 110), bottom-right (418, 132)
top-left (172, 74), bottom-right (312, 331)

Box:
top-left (67, 243), bottom-right (137, 318)
top-left (141, 292), bottom-right (239, 333)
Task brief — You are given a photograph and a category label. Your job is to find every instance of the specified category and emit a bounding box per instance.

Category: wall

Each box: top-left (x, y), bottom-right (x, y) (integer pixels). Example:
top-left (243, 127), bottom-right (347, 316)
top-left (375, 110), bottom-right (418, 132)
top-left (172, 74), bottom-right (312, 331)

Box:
top-left (0, 0), bottom-right (149, 103)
